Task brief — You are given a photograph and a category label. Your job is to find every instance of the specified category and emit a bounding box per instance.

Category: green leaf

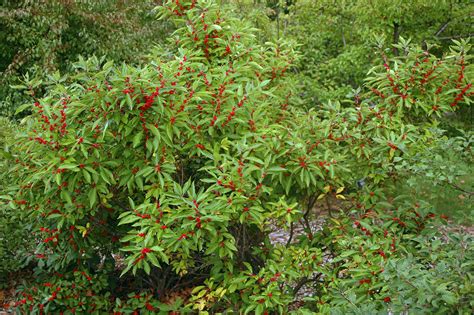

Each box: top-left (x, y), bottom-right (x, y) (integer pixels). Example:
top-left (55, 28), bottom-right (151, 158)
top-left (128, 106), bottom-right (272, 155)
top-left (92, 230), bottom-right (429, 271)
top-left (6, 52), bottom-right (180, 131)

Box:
top-left (148, 124), bottom-right (160, 138)
top-left (10, 85), bottom-right (27, 90)
top-left (260, 79), bottom-right (271, 87)
top-left (147, 253), bottom-right (161, 268)
top-left (133, 131), bottom-right (143, 148)
top-left (15, 103), bottom-right (31, 115)
top-left (48, 213), bottom-right (63, 219)
top-left (88, 188), bottom-right (97, 208)
top-left (166, 124), bottom-right (173, 143)
top-left (82, 169), bottom-right (91, 184)
top-left (55, 173), bottom-right (62, 186)
top-left (126, 94), bottom-right (133, 109)
top-left (118, 215), bottom-right (140, 225)
top-left (60, 163), bottom-right (78, 170)
top-left (143, 260), bottom-right (151, 274)
top-left (60, 190), bottom-right (72, 205)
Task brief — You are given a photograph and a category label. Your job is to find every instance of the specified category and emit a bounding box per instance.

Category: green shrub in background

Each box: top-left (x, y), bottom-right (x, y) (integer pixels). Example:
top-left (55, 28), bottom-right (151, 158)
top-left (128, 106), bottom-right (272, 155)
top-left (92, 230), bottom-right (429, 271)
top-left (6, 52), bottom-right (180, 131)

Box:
top-left (224, 0), bottom-right (473, 130)
top-left (0, 117), bottom-right (33, 288)
top-left (313, 201), bottom-right (474, 314)
top-left (392, 128), bottom-right (474, 224)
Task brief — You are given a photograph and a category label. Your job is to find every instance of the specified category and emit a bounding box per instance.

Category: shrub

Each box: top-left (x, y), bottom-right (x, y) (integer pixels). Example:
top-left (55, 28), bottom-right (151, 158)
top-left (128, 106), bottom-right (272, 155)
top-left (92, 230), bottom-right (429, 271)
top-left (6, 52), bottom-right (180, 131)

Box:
top-left (3, 0), bottom-right (472, 313)
top-left (0, 117), bottom-right (33, 287)
top-left (314, 201), bottom-right (474, 314)
top-left (8, 0), bottom-right (295, 312)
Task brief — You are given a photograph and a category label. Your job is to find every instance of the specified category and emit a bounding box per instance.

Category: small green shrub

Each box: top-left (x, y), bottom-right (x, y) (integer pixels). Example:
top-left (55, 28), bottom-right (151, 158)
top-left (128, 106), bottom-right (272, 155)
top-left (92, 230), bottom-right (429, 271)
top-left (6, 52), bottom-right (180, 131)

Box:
top-left (314, 201), bottom-right (474, 314)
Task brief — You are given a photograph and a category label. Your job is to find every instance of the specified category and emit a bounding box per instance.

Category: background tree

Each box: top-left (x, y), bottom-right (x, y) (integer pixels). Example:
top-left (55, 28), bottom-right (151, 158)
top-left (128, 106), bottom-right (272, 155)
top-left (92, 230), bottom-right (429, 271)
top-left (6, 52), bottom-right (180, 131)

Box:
top-left (0, 0), bottom-right (171, 118)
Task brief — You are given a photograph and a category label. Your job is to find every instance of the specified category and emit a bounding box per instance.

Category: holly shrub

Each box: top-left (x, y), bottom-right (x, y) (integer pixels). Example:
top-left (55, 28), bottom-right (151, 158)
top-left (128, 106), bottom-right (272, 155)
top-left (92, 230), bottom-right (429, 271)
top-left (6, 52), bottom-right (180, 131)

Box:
top-left (2, 0), bottom-right (473, 314)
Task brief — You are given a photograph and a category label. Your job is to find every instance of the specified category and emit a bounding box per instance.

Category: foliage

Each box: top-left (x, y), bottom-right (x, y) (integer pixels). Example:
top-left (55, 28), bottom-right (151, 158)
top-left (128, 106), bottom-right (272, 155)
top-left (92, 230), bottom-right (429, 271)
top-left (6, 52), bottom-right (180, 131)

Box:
top-left (0, 117), bottom-right (33, 287)
top-left (390, 127), bottom-right (474, 223)
top-left (0, 0), bottom-right (170, 118)
top-left (363, 39), bottom-right (472, 117)
top-left (14, 270), bottom-right (112, 314)
top-left (283, 0), bottom-right (472, 105)
top-left (314, 201), bottom-right (474, 314)
top-left (14, 269), bottom-right (187, 314)
top-left (8, 0), bottom-right (294, 312)
top-left (1, 0), bottom-right (472, 314)
top-left (400, 128), bottom-right (473, 187)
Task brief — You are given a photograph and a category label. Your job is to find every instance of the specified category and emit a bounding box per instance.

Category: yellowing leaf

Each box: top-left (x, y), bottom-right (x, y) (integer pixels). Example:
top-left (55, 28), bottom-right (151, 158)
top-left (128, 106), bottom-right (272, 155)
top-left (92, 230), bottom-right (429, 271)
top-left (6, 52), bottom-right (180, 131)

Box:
top-left (191, 286), bottom-right (205, 294)
top-left (220, 137), bottom-right (230, 151)
top-left (330, 218), bottom-right (341, 225)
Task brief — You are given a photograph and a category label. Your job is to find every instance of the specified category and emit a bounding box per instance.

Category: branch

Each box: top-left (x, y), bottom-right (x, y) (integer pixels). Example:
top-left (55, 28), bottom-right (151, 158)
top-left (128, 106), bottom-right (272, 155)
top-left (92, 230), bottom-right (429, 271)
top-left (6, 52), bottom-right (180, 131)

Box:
top-left (325, 196), bottom-right (333, 218)
top-left (286, 221), bottom-right (294, 247)
top-left (301, 193), bottom-right (317, 239)
top-left (448, 182), bottom-right (474, 196)
top-left (338, 288), bottom-right (360, 309)
top-left (307, 193), bottom-right (317, 211)
top-left (434, 20), bottom-right (451, 37)
top-left (341, 28), bottom-right (346, 48)
top-left (437, 33), bottom-right (474, 40)
top-left (293, 273), bottom-right (322, 296)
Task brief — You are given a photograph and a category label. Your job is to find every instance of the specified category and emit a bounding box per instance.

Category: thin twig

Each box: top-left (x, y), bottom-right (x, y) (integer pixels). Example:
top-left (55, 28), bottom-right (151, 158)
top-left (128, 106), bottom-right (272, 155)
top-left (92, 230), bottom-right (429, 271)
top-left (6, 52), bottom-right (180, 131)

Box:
top-left (302, 194), bottom-right (317, 239)
top-left (286, 221), bottom-right (294, 247)
top-left (293, 273), bottom-right (322, 296)
top-left (434, 20), bottom-right (451, 37)
top-left (325, 196), bottom-right (333, 218)
top-left (437, 33), bottom-right (473, 40)
top-left (448, 182), bottom-right (474, 196)
top-left (111, 200), bottom-right (131, 212)
top-left (338, 289), bottom-right (360, 309)
top-left (393, 22), bottom-right (401, 56)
